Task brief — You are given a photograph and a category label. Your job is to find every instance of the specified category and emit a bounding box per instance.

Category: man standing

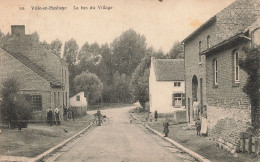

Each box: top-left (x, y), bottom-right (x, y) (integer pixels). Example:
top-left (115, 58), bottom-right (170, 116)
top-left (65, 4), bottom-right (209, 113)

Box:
top-left (46, 107), bottom-right (53, 126)
top-left (154, 110), bottom-right (158, 122)
top-left (97, 109), bottom-right (102, 126)
top-left (54, 106), bottom-right (61, 125)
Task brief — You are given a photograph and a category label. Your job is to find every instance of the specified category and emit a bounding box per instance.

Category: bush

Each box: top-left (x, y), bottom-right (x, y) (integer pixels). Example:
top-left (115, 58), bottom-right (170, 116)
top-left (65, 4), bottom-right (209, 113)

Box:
top-left (0, 78), bottom-right (32, 128)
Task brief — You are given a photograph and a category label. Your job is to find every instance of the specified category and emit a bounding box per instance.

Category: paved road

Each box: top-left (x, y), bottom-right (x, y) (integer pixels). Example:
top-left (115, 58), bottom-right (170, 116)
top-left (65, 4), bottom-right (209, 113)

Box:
top-left (53, 106), bottom-right (195, 162)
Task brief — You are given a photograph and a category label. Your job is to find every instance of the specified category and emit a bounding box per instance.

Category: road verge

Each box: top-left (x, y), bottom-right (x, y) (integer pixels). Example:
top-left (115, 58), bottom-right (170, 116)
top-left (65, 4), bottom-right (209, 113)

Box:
top-left (30, 123), bottom-right (93, 162)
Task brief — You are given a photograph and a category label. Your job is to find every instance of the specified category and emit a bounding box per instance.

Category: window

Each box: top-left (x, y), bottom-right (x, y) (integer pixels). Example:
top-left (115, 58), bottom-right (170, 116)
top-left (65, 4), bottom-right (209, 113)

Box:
top-left (199, 41), bottom-right (202, 62)
top-left (76, 95), bottom-right (80, 101)
top-left (58, 92), bottom-right (60, 105)
top-left (31, 95), bottom-right (42, 110)
top-left (172, 93), bottom-right (185, 107)
top-left (54, 92), bottom-right (56, 107)
top-left (234, 51), bottom-right (239, 83)
top-left (207, 35), bottom-right (210, 49)
top-left (62, 69), bottom-right (64, 83)
top-left (65, 92), bottom-right (67, 106)
top-left (174, 82), bottom-right (181, 87)
top-left (214, 59), bottom-right (218, 85)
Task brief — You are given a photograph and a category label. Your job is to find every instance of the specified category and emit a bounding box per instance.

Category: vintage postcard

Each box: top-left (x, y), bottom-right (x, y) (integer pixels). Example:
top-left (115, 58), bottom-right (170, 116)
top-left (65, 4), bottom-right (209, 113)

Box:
top-left (0, 0), bottom-right (259, 161)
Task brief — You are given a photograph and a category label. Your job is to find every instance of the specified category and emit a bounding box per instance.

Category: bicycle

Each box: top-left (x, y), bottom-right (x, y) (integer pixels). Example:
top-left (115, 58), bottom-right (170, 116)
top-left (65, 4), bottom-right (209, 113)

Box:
top-left (93, 113), bottom-right (109, 125)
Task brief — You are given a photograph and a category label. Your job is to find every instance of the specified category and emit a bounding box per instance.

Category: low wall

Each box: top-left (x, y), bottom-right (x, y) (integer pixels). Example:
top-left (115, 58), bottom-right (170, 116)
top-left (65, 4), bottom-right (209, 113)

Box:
top-left (208, 106), bottom-right (251, 152)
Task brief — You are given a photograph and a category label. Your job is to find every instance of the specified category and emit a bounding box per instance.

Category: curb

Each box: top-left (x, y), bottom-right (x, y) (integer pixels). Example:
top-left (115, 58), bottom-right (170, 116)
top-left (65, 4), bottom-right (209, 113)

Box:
top-left (130, 113), bottom-right (211, 162)
top-left (30, 123), bottom-right (93, 162)
top-left (144, 125), bottom-right (211, 162)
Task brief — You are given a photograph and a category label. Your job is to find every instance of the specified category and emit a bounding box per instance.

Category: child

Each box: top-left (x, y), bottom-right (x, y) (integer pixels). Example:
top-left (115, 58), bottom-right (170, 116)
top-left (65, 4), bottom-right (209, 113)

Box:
top-left (154, 111), bottom-right (158, 121)
top-left (195, 118), bottom-right (201, 136)
top-left (163, 118), bottom-right (169, 137)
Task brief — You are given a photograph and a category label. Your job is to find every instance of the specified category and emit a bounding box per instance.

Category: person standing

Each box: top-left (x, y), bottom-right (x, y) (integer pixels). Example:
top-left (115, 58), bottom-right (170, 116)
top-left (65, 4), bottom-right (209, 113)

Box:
top-left (154, 110), bottom-right (158, 122)
top-left (97, 109), bottom-right (102, 126)
top-left (54, 106), bottom-right (61, 125)
top-left (200, 105), bottom-right (208, 136)
top-left (193, 98), bottom-right (200, 121)
top-left (46, 107), bottom-right (53, 126)
top-left (163, 118), bottom-right (169, 137)
top-left (195, 118), bottom-right (201, 136)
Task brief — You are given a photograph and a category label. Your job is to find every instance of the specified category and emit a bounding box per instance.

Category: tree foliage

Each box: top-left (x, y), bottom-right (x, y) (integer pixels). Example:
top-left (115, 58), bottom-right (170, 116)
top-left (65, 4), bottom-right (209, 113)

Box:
top-left (63, 39), bottom-right (79, 68)
top-left (111, 29), bottom-right (147, 76)
top-left (50, 39), bottom-right (62, 57)
top-left (73, 71), bottom-right (103, 105)
top-left (0, 78), bottom-right (32, 128)
top-left (239, 47), bottom-right (260, 130)
top-left (167, 41), bottom-right (184, 59)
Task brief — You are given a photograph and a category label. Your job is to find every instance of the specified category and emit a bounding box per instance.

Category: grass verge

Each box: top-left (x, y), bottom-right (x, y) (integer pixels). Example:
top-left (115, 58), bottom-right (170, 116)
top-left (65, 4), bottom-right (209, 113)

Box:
top-left (0, 114), bottom-right (94, 158)
top-left (132, 112), bottom-right (258, 162)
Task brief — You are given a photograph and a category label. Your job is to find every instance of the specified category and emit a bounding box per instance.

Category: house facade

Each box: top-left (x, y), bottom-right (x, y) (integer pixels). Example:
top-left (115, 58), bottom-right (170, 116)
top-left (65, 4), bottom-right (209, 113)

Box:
top-left (70, 92), bottom-right (88, 108)
top-left (0, 25), bottom-right (69, 120)
top-left (183, 0), bottom-right (260, 151)
top-left (149, 57), bottom-right (185, 114)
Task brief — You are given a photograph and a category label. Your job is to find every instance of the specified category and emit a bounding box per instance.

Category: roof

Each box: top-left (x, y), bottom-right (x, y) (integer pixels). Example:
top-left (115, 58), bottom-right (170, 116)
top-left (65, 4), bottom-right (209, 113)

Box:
top-left (182, 0), bottom-right (260, 46)
top-left (0, 47), bottom-right (62, 87)
top-left (152, 59), bottom-right (184, 81)
top-left (182, 16), bottom-right (216, 44)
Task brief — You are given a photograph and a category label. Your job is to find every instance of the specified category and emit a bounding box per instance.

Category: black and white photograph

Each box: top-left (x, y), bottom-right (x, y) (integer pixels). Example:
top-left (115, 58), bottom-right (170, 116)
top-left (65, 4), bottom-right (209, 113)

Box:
top-left (0, 0), bottom-right (259, 161)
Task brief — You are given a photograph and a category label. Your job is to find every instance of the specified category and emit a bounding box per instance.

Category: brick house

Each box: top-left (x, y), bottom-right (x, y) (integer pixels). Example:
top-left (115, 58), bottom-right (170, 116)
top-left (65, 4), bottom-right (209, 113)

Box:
top-left (182, 0), bottom-right (259, 151)
top-left (149, 57), bottom-right (185, 114)
top-left (0, 25), bottom-right (69, 120)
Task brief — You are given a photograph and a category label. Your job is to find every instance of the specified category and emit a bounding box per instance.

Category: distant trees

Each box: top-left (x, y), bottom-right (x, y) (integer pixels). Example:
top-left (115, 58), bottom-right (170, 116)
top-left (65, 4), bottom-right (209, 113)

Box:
top-left (49, 39), bottom-right (62, 57)
top-left (167, 41), bottom-right (184, 59)
top-left (63, 39), bottom-right (79, 68)
top-left (73, 71), bottom-right (103, 105)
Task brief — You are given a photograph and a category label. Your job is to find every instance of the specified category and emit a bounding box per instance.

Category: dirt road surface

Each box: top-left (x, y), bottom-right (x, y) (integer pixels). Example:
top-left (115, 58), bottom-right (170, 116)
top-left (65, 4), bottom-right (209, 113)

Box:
top-left (52, 106), bottom-right (196, 162)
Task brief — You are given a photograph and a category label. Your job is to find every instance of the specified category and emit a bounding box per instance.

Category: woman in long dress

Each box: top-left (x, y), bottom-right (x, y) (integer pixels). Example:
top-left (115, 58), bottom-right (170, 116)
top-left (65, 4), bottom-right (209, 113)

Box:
top-left (200, 105), bottom-right (207, 136)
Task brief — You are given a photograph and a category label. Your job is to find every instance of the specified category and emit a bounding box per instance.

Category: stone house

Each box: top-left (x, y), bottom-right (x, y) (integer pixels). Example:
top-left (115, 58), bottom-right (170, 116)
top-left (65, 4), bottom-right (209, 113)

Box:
top-left (0, 25), bottom-right (69, 121)
top-left (182, 0), bottom-right (260, 152)
top-left (149, 57), bottom-right (185, 114)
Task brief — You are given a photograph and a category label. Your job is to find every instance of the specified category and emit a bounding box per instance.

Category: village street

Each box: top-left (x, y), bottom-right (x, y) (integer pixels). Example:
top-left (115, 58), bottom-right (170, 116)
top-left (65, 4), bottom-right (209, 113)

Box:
top-left (50, 106), bottom-right (196, 162)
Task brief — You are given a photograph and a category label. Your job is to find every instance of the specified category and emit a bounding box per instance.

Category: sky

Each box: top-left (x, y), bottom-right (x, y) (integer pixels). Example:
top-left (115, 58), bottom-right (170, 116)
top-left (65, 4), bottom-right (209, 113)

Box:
top-left (0, 0), bottom-right (235, 53)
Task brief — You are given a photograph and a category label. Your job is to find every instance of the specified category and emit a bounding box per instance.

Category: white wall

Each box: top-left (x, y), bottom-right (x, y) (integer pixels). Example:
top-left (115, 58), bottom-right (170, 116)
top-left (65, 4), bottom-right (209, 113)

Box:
top-left (149, 59), bottom-right (185, 113)
top-left (70, 92), bottom-right (88, 108)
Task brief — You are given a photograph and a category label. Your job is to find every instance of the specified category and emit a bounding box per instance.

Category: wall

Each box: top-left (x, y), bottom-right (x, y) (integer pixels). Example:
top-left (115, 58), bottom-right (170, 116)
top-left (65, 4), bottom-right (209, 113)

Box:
top-left (70, 92), bottom-right (88, 108)
top-left (206, 44), bottom-right (251, 149)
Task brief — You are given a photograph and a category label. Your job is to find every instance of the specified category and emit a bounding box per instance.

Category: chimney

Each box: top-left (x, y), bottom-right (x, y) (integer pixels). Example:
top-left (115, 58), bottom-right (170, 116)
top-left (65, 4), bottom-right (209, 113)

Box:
top-left (11, 25), bottom-right (25, 36)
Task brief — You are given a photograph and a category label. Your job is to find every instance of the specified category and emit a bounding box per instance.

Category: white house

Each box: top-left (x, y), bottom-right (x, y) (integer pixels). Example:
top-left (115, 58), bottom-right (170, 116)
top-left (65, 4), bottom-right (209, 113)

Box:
top-left (70, 92), bottom-right (88, 109)
top-left (149, 57), bottom-right (185, 113)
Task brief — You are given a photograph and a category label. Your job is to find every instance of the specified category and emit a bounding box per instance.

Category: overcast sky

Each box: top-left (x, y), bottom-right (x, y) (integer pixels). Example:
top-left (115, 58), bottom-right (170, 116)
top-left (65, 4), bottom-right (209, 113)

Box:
top-left (0, 0), bottom-right (235, 53)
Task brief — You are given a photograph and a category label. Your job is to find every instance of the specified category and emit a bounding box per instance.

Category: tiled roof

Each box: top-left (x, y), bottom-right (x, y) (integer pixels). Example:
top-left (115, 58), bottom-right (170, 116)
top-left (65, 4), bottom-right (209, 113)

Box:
top-left (153, 59), bottom-right (184, 81)
top-left (0, 47), bottom-right (62, 86)
top-left (182, 0), bottom-right (260, 46)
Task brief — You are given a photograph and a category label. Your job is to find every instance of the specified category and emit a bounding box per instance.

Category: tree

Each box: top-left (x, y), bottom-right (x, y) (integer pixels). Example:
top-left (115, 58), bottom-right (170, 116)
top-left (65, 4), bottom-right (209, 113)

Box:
top-left (168, 41), bottom-right (184, 59)
top-left (130, 55), bottom-right (151, 108)
top-left (239, 47), bottom-right (260, 130)
top-left (73, 71), bottom-right (103, 105)
top-left (111, 29), bottom-right (147, 76)
top-left (63, 39), bottom-right (79, 68)
top-left (0, 78), bottom-right (32, 128)
top-left (50, 39), bottom-right (62, 57)
top-left (31, 31), bottom-right (40, 42)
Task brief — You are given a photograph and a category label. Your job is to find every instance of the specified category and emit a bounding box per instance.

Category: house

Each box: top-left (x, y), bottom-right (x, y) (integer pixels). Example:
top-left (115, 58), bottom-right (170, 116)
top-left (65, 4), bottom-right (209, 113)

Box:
top-left (182, 0), bottom-right (260, 152)
top-left (70, 92), bottom-right (88, 109)
top-left (149, 57), bottom-right (185, 114)
top-left (0, 25), bottom-right (69, 120)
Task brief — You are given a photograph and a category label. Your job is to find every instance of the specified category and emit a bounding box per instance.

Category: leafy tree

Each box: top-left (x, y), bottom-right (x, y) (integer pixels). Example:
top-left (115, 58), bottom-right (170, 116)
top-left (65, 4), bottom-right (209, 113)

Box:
top-left (0, 78), bottom-right (32, 128)
top-left (112, 72), bottom-right (131, 103)
top-left (111, 29), bottom-right (147, 76)
top-left (50, 39), bottom-right (62, 57)
top-left (168, 41), bottom-right (184, 59)
top-left (239, 47), bottom-right (260, 130)
top-left (63, 39), bottom-right (79, 68)
top-left (73, 71), bottom-right (103, 104)
top-left (31, 31), bottom-right (40, 42)
top-left (130, 55), bottom-right (151, 108)
top-left (0, 28), bottom-right (4, 41)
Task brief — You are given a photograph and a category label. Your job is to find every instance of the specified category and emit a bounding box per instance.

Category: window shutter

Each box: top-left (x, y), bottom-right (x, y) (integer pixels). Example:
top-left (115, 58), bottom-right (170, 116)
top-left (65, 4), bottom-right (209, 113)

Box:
top-left (172, 94), bottom-right (175, 106)
top-left (182, 94), bottom-right (186, 106)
